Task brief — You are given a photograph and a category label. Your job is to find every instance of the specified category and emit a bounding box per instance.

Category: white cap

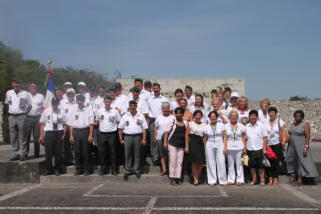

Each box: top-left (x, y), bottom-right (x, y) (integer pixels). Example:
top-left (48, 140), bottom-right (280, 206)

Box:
top-left (230, 92), bottom-right (240, 99)
top-left (66, 88), bottom-right (75, 94)
top-left (64, 82), bottom-right (72, 86)
top-left (78, 82), bottom-right (86, 87)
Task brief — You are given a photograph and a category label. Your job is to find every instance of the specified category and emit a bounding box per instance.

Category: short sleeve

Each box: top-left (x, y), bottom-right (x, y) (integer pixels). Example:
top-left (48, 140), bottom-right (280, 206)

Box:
top-left (39, 110), bottom-right (46, 124)
top-left (118, 116), bottom-right (125, 129)
top-left (25, 92), bottom-right (32, 106)
top-left (115, 111), bottom-right (121, 123)
top-left (4, 91), bottom-right (9, 104)
top-left (261, 125), bottom-right (268, 137)
top-left (220, 123), bottom-right (226, 132)
top-left (141, 116), bottom-right (148, 129)
top-left (240, 124), bottom-right (246, 133)
top-left (279, 119), bottom-right (285, 128)
top-left (155, 116), bottom-right (160, 128)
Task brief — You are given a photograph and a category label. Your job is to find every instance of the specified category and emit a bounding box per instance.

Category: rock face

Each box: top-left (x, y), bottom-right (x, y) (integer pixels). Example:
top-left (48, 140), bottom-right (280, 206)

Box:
top-left (248, 100), bottom-right (321, 140)
top-left (0, 101), bottom-right (320, 142)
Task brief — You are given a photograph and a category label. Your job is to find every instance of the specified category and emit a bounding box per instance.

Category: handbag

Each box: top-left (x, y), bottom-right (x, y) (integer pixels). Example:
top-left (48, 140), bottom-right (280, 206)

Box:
top-left (278, 119), bottom-right (290, 144)
top-left (262, 155), bottom-right (271, 168)
top-left (266, 147), bottom-right (277, 160)
top-left (241, 154), bottom-right (249, 166)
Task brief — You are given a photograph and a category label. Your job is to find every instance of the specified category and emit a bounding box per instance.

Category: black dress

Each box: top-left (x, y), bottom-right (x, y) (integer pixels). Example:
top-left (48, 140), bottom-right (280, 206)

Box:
top-left (189, 134), bottom-right (205, 164)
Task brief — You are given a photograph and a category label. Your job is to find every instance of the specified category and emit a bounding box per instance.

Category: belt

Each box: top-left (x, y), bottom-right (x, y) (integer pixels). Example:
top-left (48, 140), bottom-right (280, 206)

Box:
top-left (27, 115), bottom-right (40, 118)
top-left (9, 113), bottom-right (26, 117)
top-left (73, 127), bottom-right (90, 131)
top-left (100, 131), bottom-right (117, 134)
top-left (124, 133), bottom-right (142, 137)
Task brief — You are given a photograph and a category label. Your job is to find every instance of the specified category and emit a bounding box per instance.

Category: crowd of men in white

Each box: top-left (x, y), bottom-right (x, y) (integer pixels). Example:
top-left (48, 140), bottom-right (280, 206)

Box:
top-left (5, 77), bottom-right (319, 186)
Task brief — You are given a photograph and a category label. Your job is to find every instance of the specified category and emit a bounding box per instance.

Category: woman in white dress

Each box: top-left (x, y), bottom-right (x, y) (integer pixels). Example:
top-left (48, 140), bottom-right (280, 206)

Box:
top-left (225, 110), bottom-right (247, 186)
top-left (203, 111), bottom-right (228, 186)
top-left (237, 96), bottom-right (250, 125)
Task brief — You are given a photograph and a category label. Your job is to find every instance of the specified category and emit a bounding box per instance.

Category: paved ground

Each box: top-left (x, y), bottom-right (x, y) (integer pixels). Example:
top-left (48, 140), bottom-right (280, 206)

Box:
top-left (0, 182), bottom-right (320, 214)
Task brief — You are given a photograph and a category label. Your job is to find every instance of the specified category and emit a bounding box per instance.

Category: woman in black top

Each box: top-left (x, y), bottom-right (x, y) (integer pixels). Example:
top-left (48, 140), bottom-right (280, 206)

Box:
top-left (164, 107), bottom-right (189, 185)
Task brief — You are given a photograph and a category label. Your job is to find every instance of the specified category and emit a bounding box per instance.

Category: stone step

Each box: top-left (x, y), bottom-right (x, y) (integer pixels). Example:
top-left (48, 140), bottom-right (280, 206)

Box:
top-left (64, 165), bottom-right (162, 175)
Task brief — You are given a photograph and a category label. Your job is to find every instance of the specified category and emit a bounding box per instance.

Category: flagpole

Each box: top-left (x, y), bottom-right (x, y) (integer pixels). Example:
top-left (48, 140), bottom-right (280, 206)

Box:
top-left (48, 57), bottom-right (52, 70)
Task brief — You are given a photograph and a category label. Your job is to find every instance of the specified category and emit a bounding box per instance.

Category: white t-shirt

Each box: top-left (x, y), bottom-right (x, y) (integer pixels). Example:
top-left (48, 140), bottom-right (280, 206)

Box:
top-left (265, 119), bottom-right (285, 146)
top-left (27, 93), bottom-right (44, 116)
top-left (170, 100), bottom-right (180, 112)
top-left (155, 114), bottom-right (175, 140)
top-left (189, 121), bottom-right (205, 137)
top-left (147, 95), bottom-right (169, 118)
top-left (246, 121), bottom-right (268, 151)
top-left (226, 122), bottom-right (246, 150)
top-left (203, 122), bottom-right (226, 149)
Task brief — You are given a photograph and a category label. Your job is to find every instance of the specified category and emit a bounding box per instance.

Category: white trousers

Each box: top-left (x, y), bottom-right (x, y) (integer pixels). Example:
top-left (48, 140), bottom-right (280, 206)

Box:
top-left (205, 146), bottom-right (227, 185)
top-left (227, 149), bottom-right (244, 184)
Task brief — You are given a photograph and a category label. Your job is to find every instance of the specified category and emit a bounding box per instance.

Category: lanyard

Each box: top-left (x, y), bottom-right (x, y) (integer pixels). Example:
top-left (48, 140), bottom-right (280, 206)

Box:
top-left (211, 123), bottom-right (217, 142)
top-left (89, 97), bottom-right (96, 109)
top-left (231, 126), bottom-right (238, 141)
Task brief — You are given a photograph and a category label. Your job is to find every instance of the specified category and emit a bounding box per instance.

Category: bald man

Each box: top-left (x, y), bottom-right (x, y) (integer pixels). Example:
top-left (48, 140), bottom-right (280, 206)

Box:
top-left (24, 83), bottom-right (44, 158)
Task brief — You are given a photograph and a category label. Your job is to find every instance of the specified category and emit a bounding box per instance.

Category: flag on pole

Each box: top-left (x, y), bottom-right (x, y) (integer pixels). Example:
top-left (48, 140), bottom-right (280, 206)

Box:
top-left (44, 69), bottom-right (55, 108)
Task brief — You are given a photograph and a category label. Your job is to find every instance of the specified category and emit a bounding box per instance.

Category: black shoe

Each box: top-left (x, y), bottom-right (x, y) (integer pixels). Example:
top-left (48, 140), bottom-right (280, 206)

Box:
top-left (135, 173), bottom-right (141, 179)
top-left (111, 169), bottom-right (118, 176)
top-left (74, 170), bottom-right (83, 176)
top-left (99, 168), bottom-right (105, 176)
top-left (19, 156), bottom-right (27, 161)
top-left (10, 156), bottom-right (19, 161)
top-left (55, 170), bottom-right (61, 176)
top-left (123, 173), bottom-right (129, 181)
top-left (43, 170), bottom-right (54, 176)
top-left (83, 171), bottom-right (90, 176)
top-left (34, 154), bottom-right (40, 158)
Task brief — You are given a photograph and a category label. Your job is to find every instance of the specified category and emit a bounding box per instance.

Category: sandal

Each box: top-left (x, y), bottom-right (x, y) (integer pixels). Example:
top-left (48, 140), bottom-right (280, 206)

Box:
top-left (260, 180), bottom-right (265, 186)
top-left (236, 182), bottom-right (243, 186)
top-left (248, 181), bottom-right (256, 186)
top-left (159, 171), bottom-right (167, 176)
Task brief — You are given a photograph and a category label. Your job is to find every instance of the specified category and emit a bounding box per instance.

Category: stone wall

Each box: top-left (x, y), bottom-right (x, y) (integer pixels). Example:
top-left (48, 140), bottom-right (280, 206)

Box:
top-left (249, 100), bottom-right (321, 140)
top-left (0, 101), bottom-right (320, 142)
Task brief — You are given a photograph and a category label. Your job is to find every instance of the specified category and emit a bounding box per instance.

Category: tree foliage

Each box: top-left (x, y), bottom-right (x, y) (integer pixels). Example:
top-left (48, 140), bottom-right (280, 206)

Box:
top-left (0, 40), bottom-right (120, 143)
top-left (289, 95), bottom-right (310, 101)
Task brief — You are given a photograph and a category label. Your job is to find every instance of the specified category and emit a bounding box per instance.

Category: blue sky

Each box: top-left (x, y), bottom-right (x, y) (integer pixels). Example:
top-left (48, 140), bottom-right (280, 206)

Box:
top-left (0, 0), bottom-right (320, 100)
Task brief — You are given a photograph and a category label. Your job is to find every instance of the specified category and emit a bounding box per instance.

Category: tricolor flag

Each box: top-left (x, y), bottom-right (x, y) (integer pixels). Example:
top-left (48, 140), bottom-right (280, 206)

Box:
top-left (44, 69), bottom-right (55, 108)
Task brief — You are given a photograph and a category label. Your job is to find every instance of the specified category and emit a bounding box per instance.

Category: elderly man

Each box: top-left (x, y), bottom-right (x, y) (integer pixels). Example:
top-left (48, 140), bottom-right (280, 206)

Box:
top-left (147, 82), bottom-right (169, 166)
top-left (5, 77), bottom-right (32, 161)
top-left (77, 82), bottom-right (90, 99)
top-left (62, 82), bottom-right (73, 100)
top-left (70, 94), bottom-right (95, 176)
top-left (24, 83), bottom-right (44, 158)
top-left (118, 100), bottom-right (148, 180)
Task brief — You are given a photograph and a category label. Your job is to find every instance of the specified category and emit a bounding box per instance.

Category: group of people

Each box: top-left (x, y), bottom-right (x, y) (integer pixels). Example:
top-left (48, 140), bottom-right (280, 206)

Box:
top-left (5, 77), bottom-right (319, 186)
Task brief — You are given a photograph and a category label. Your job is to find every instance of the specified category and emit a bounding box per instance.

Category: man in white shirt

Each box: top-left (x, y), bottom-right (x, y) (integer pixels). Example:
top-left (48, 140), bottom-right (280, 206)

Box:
top-left (24, 83), bottom-right (44, 158)
top-left (95, 95), bottom-right (121, 176)
top-left (5, 77), bottom-right (32, 161)
top-left (122, 86), bottom-right (148, 116)
top-left (77, 82), bottom-right (90, 99)
top-left (95, 86), bottom-right (106, 112)
top-left (147, 82), bottom-right (169, 166)
top-left (127, 78), bottom-right (150, 103)
top-left (39, 97), bottom-right (67, 176)
top-left (60, 88), bottom-right (77, 166)
top-left (246, 110), bottom-right (268, 186)
top-left (114, 83), bottom-right (128, 111)
top-left (118, 100), bottom-right (148, 180)
top-left (185, 85), bottom-right (195, 110)
top-left (62, 82), bottom-right (73, 100)
top-left (69, 94), bottom-right (95, 176)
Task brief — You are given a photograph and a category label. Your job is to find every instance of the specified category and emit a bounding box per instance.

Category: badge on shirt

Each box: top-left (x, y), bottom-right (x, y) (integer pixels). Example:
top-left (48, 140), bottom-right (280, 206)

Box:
top-left (65, 109), bottom-right (68, 113)
top-left (101, 115), bottom-right (104, 121)
top-left (86, 103), bottom-right (90, 107)
top-left (75, 115), bottom-right (79, 120)
top-left (126, 121), bottom-right (129, 126)
top-left (58, 118), bottom-right (63, 124)
top-left (47, 115), bottom-right (50, 120)
top-left (137, 119), bottom-right (141, 126)
top-left (109, 117), bottom-right (114, 123)
top-left (115, 107), bottom-right (120, 112)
